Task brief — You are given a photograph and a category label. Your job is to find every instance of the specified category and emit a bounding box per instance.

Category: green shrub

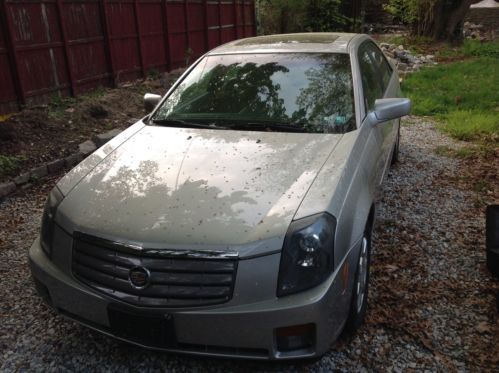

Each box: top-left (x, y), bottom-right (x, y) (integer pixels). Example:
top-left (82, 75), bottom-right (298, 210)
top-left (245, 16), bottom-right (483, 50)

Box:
top-left (440, 111), bottom-right (499, 141)
top-left (0, 155), bottom-right (25, 178)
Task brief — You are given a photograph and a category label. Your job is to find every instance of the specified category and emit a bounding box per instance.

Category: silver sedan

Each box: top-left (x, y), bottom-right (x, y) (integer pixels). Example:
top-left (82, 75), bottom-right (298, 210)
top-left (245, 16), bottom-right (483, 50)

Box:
top-left (30, 33), bottom-right (410, 360)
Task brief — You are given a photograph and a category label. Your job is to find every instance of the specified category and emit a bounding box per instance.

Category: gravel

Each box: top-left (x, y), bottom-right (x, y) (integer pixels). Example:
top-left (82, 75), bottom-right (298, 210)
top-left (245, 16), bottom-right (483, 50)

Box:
top-left (1, 117), bottom-right (498, 371)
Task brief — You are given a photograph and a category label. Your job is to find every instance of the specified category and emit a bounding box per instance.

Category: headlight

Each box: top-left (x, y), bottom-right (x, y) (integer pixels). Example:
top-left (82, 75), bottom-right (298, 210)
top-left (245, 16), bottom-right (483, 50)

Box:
top-left (40, 187), bottom-right (64, 257)
top-left (277, 213), bottom-right (336, 297)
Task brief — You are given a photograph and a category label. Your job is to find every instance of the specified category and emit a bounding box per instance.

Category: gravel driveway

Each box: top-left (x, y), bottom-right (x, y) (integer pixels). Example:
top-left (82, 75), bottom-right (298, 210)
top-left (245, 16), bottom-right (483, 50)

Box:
top-left (1, 117), bottom-right (497, 371)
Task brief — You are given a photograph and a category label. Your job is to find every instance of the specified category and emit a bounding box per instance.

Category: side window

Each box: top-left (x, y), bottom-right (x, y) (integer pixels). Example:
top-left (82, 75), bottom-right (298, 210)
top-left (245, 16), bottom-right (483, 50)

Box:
top-left (365, 42), bottom-right (393, 90)
top-left (358, 44), bottom-right (383, 112)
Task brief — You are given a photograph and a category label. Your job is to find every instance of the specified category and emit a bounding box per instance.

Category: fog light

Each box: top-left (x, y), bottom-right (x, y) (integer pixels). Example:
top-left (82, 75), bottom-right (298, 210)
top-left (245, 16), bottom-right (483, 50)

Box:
top-left (275, 323), bottom-right (315, 352)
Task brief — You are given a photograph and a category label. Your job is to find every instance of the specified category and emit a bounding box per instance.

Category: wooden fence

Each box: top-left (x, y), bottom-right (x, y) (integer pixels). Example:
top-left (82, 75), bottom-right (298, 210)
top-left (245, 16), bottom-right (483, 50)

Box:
top-left (0, 0), bottom-right (256, 114)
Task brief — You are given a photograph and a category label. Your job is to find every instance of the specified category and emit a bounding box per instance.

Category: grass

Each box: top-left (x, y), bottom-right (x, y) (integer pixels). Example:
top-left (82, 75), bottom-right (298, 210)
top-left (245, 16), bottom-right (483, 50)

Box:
top-left (434, 144), bottom-right (495, 159)
top-left (438, 39), bottom-right (499, 60)
top-left (47, 86), bottom-right (107, 120)
top-left (402, 44), bottom-right (499, 142)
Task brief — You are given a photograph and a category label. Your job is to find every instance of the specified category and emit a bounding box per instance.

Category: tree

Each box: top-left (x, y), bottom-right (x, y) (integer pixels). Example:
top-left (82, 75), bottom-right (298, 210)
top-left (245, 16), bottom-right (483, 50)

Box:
top-left (384, 0), bottom-right (476, 42)
top-left (256, 0), bottom-right (352, 35)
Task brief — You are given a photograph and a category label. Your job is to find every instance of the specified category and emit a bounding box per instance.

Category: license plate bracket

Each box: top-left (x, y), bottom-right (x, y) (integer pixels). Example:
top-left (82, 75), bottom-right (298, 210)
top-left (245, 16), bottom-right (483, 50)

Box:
top-left (108, 306), bottom-right (176, 348)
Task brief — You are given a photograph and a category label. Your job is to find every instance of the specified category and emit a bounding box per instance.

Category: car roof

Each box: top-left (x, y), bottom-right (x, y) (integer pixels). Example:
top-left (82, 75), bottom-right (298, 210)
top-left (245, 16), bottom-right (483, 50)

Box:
top-left (208, 33), bottom-right (362, 55)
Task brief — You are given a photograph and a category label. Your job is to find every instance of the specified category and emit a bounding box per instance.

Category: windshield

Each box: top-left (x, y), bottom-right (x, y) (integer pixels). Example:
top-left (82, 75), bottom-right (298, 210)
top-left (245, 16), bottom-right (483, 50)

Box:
top-left (151, 53), bottom-right (355, 134)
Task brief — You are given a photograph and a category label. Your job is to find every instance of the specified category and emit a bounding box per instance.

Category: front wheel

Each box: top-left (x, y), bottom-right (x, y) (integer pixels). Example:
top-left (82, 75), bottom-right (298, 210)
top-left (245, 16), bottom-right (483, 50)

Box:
top-left (345, 229), bottom-right (371, 333)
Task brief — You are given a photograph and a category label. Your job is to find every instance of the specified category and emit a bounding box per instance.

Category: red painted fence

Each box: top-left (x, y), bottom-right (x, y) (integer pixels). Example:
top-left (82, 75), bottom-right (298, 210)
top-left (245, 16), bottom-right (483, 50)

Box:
top-left (0, 0), bottom-right (256, 114)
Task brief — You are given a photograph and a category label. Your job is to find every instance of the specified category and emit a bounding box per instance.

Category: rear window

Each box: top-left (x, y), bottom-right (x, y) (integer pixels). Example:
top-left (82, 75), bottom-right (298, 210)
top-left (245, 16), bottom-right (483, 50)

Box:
top-left (151, 53), bottom-right (355, 134)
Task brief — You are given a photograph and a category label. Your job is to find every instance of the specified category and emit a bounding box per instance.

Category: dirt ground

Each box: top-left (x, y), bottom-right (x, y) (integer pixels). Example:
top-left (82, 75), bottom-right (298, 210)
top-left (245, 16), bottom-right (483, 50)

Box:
top-left (0, 70), bottom-right (183, 182)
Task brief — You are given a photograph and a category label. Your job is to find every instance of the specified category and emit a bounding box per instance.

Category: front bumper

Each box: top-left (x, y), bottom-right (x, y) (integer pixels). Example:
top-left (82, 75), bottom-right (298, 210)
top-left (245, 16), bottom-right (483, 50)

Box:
top-left (29, 236), bottom-right (358, 360)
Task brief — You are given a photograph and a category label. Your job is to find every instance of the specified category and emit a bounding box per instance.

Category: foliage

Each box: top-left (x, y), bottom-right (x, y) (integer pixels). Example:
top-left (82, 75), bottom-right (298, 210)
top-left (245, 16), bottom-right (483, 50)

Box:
top-left (305, 0), bottom-right (351, 32)
top-left (403, 54), bottom-right (499, 142)
top-left (383, 0), bottom-right (474, 41)
top-left (147, 69), bottom-right (161, 80)
top-left (256, 0), bottom-right (352, 35)
top-left (461, 39), bottom-right (499, 58)
top-left (0, 155), bottom-right (25, 178)
top-left (440, 111), bottom-right (498, 141)
top-left (383, 0), bottom-right (435, 29)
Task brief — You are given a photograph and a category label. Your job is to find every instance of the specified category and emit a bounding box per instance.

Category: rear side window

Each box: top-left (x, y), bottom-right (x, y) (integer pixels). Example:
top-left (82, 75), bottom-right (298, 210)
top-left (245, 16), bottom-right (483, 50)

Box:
top-left (358, 41), bottom-right (393, 112)
top-left (358, 45), bottom-right (383, 111)
top-left (365, 42), bottom-right (392, 90)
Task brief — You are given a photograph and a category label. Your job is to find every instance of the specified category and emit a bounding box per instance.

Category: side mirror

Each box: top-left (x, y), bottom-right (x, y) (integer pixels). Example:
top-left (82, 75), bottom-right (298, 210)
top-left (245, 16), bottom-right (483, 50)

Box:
top-left (144, 93), bottom-right (162, 112)
top-left (368, 98), bottom-right (411, 126)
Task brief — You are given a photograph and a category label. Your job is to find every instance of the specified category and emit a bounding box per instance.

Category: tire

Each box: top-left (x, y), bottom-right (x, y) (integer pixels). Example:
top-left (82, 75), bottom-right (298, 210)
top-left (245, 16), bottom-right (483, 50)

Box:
top-left (344, 226), bottom-right (372, 333)
top-left (391, 121), bottom-right (400, 166)
top-left (486, 205), bottom-right (499, 278)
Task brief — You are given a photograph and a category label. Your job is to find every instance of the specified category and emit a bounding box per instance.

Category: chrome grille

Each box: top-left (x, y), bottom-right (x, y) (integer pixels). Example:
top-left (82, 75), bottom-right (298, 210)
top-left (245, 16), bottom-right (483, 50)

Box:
top-left (71, 232), bottom-right (237, 307)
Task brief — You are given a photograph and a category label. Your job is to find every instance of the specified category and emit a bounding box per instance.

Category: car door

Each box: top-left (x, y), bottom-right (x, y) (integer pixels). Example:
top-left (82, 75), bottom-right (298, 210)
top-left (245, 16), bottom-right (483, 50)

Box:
top-left (357, 41), bottom-right (397, 188)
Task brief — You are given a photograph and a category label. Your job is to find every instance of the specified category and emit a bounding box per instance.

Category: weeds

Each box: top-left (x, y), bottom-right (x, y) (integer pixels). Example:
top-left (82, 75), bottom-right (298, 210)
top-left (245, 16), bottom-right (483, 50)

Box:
top-left (0, 155), bottom-right (26, 178)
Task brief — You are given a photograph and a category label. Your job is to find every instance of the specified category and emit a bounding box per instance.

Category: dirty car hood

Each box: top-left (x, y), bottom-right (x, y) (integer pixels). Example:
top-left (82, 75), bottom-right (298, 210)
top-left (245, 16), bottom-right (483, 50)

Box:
top-left (57, 125), bottom-right (342, 256)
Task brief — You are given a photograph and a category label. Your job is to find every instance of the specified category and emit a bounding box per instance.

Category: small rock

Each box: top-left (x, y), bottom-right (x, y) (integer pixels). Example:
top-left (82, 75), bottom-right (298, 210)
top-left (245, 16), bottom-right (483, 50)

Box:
top-left (30, 165), bottom-right (48, 179)
top-left (398, 45), bottom-right (405, 50)
top-left (64, 152), bottom-right (83, 168)
top-left (79, 140), bottom-right (97, 156)
top-left (398, 62), bottom-right (408, 71)
top-left (47, 159), bottom-right (65, 174)
top-left (92, 129), bottom-right (122, 147)
top-left (426, 55), bottom-right (435, 60)
top-left (0, 181), bottom-right (16, 198)
top-left (14, 173), bottom-right (30, 186)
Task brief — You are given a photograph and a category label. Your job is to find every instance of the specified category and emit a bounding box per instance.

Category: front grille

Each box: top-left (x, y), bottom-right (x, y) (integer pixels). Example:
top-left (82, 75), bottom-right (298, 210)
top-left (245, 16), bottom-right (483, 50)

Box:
top-left (71, 232), bottom-right (238, 307)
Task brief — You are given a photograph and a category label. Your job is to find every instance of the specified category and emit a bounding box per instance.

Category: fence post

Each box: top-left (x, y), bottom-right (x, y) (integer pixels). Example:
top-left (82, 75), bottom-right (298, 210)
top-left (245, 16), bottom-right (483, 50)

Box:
top-left (133, 0), bottom-right (146, 77)
top-left (1, 0), bottom-right (25, 106)
top-left (99, 0), bottom-right (117, 86)
top-left (233, 0), bottom-right (238, 40)
top-left (203, 0), bottom-right (209, 51)
top-left (183, 0), bottom-right (190, 55)
top-left (218, 0), bottom-right (222, 43)
top-left (251, 0), bottom-right (256, 36)
top-left (55, 0), bottom-right (76, 96)
top-left (242, 0), bottom-right (246, 37)
top-left (161, 0), bottom-right (172, 71)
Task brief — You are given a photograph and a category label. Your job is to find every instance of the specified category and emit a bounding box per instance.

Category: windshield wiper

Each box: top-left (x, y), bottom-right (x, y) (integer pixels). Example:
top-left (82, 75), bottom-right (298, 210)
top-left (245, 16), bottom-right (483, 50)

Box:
top-left (228, 121), bottom-right (307, 133)
top-left (151, 118), bottom-right (228, 130)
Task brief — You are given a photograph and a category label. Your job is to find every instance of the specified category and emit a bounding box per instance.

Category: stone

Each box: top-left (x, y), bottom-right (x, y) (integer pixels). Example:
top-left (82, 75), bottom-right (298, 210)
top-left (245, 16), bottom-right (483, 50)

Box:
top-left (398, 62), bottom-right (408, 71)
top-left (426, 55), bottom-right (435, 60)
top-left (394, 49), bottom-right (407, 59)
top-left (405, 54), bottom-right (416, 63)
top-left (79, 140), bottom-right (97, 156)
top-left (47, 158), bottom-right (65, 174)
top-left (14, 173), bottom-right (30, 186)
top-left (93, 129), bottom-right (122, 147)
top-left (30, 165), bottom-right (48, 179)
top-left (0, 181), bottom-right (16, 198)
top-left (380, 42), bottom-right (390, 49)
top-left (64, 152), bottom-right (83, 168)
top-left (397, 45), bottom-right (405, 50)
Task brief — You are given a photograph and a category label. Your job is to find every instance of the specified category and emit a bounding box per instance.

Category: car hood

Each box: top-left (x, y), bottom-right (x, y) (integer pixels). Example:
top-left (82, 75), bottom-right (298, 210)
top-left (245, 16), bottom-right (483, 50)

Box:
top-left (57, 125), bottom-right (342, 256)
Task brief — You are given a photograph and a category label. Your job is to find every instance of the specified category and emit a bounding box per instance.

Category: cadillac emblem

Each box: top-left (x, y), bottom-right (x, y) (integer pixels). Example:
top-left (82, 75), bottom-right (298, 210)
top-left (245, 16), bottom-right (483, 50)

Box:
top-left (128, 266), bottom-right (151, 289)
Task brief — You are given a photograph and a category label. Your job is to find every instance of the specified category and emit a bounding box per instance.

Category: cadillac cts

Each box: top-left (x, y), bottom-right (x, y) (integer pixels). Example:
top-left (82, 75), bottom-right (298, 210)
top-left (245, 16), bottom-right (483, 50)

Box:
top-left (29, 33), bottom-right (410, 360)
